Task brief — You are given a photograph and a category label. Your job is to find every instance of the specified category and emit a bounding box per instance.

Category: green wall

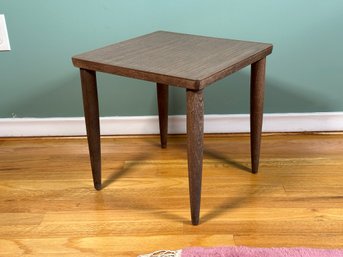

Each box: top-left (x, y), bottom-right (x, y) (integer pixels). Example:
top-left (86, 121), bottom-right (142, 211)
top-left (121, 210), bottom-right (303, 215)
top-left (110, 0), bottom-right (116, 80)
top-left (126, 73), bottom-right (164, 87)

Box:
top-left (1, 0), bottom-right (342, 118)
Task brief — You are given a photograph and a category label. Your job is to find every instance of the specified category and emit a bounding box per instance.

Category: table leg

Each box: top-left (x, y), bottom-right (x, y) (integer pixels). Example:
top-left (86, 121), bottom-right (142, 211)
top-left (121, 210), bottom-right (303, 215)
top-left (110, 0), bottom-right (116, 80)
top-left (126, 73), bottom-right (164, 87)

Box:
top-left (250, 58), bottom-right (266, 174)
top-left (186, 89), bottom-right (204, 225)
top-left (157, 83), bottom-right (169, 148)
top-left (80, 68), bottom-right (101, 190)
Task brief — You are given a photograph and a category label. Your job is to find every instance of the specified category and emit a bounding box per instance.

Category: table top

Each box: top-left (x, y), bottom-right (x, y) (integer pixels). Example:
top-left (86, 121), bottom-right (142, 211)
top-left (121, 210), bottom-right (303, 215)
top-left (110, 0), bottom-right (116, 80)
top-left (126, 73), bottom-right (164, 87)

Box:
top-left (72, 31), bottom-right (272, 90)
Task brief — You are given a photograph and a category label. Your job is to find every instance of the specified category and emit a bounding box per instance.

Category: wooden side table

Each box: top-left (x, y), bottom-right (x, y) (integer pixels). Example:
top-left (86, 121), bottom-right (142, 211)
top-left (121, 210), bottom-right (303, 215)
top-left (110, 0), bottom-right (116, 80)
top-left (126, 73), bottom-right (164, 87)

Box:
top-left (72, 31), bottom-right (273, 225)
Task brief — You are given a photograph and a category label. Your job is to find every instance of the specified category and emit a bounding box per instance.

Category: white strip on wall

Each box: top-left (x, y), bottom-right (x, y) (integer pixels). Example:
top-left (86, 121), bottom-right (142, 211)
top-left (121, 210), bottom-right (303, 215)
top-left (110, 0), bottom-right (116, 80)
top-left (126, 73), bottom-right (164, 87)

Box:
top-left (0, 112), bottom-right (342, 137)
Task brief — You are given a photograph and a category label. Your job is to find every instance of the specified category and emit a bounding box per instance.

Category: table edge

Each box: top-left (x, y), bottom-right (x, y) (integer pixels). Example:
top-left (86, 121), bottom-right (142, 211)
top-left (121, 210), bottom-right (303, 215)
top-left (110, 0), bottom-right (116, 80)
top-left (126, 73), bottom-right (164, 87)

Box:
top-left (72, 44), bottom-right (272, 90)
top-left (72, 57), bottom-right (199, 89)
top-left (199, 45), bottom-right (273, 88)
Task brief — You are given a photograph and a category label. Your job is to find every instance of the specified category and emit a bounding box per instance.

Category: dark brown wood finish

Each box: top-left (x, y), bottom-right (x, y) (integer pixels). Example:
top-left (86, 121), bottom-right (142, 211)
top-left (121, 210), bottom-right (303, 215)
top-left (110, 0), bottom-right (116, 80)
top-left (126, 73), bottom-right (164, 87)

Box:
top-left (186, 89), bottom-right (204, 225)
top-left (157, 83), bottom-right (169, 148)
top-left (73, 31), bottom-right (273, 225)
top-left (72, 31), bottom-right (272, 90)
top-left (80, 69), bottom-right (102, 190)
top-left (250, 58), bottom-right (266, 174)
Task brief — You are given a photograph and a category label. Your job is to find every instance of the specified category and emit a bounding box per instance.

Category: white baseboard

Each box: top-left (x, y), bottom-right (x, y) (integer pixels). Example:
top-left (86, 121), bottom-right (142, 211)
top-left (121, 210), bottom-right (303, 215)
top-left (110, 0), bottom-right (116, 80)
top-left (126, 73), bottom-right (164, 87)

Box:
top-left (0, 112), bottom-right (342, 137)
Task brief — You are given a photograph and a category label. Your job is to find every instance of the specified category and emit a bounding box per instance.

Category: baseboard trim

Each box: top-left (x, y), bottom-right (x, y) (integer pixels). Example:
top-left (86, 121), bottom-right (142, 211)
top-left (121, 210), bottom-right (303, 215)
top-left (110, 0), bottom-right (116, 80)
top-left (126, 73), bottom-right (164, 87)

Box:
top-left (0, 112), bottom-right (342, 137)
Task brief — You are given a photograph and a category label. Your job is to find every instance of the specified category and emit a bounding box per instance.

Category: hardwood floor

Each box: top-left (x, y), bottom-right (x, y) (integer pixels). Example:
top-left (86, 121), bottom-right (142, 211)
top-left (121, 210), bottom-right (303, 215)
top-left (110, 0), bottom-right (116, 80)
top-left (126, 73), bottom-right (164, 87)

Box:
top-left (0, 133), bottom-right (342, 256)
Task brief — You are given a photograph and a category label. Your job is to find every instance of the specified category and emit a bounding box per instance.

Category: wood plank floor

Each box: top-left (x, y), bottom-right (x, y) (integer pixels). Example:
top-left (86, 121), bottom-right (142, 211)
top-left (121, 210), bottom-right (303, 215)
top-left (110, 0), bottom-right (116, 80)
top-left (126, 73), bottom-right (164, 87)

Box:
top-left (0, 133), bottom-right (342, 256)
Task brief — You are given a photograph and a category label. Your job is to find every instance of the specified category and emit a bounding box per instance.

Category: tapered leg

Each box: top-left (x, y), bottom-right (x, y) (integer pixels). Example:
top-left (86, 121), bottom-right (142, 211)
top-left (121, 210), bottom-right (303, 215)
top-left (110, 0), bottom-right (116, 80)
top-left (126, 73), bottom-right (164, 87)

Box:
top-left (186, 89), bottom-right (204, 225)
top-left (157, 83), bottom-right (169, 148)
top-left (250, 58), bottom-right (266, 174)
top-left (80, 68), bottom-right (101, 190)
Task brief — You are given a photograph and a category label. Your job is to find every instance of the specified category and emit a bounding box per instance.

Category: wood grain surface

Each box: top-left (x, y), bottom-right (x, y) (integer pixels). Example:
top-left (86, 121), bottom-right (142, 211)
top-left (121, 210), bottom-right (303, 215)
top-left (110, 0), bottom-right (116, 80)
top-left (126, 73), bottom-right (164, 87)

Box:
top-left (0, 133), bottom-right (342, 256)
top-left (72, 31), bottom-right (272, 89)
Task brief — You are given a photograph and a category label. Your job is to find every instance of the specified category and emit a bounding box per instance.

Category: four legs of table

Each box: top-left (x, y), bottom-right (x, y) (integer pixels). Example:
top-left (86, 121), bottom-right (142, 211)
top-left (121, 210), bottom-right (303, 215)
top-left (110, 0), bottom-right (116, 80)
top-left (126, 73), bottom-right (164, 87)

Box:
top-left (186, 89), bottom-right (204, 225)
top-left (250, 58), bottom-right (266, 174)
top-left (156, 83), bottom-right (169, 148)
top-left (80, 68), bottom-right (102, 191)
top-left (79, 57), bottom-right (266, 224)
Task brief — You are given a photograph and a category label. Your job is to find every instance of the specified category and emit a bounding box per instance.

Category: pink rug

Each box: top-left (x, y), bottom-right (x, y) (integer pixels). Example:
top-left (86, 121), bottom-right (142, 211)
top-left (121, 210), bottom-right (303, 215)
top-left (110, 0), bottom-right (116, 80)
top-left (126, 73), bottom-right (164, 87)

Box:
top-left (139, 246), bottom-right (343, 257)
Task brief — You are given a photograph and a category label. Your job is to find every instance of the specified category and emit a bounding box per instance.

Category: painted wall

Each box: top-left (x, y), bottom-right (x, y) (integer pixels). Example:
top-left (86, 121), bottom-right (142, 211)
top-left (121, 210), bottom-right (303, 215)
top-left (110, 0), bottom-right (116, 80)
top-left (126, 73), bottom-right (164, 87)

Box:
top-left (1, 0), bottom-right (342, 118)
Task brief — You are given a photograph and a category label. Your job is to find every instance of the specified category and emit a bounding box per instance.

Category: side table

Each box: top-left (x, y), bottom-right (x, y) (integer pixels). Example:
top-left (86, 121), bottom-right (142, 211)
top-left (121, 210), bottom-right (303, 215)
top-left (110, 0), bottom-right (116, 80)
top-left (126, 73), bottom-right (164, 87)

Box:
top-left (72, 31), bottom-right (273, 225)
